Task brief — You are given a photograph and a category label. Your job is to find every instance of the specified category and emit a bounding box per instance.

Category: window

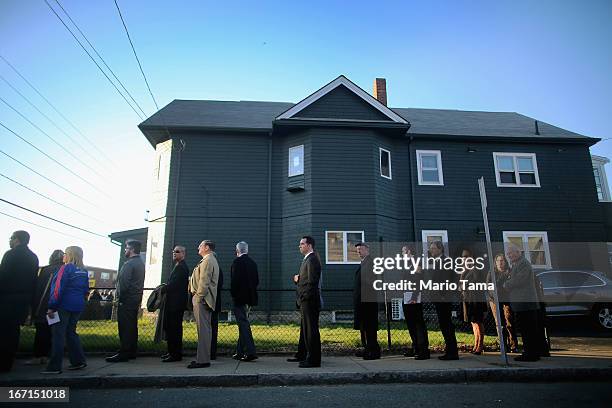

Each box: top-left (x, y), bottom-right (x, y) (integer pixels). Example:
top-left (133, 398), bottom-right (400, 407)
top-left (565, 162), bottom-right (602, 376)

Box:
top-left (325, 231), bottom-right (364, 264)
top-left (536, 272), bottom-right (559, 289)
top-left (557, 272), bottom-right (604, 288)
top-left (421, 230), bottom-right (449, 256)
top-left (288, 145), bottom-right (304, 177)
top-left (416, 150), bottom-right (443, 186)
top-left (493, 153), bottom-right (540, 187)
top-left (101, 272), bottom-right (110, 280)
top-left (503, 231), bottom-right (551, 268)
top-left (594, 166), bottom-right (604, 201)
top-left (379, 147), bottom-right (392, 179)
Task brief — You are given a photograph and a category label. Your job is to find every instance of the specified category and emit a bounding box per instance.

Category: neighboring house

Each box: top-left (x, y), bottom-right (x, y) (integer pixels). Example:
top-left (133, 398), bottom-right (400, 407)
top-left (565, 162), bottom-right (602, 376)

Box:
top-left (85, 266), bottom-right (117, 289)
top-left (592, 155), bottom-right (611, 202)
top-left (137, 75), bottom-right (608, 311)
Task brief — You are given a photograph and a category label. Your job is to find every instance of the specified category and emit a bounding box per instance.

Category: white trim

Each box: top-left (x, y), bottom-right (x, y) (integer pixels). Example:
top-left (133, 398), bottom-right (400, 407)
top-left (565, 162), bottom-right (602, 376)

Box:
top-left (416, 150), bottom-right (444, 186)
top-left (325, 230), bottom-right (364, 265)
top-left (592, 155), bottom-right (611, 201)
top-left (288, 145), bottom-right (304, 177)
top-left (421, 230), bottom-right (449, 257)
top-left (502, 231), bottom-right (551, 269)
top-left (493, 152), bottom-right (541, 188)
top-left (276, 76), bottom-right (408, 124)
top-left (379, 147), bottom-right (392, 180)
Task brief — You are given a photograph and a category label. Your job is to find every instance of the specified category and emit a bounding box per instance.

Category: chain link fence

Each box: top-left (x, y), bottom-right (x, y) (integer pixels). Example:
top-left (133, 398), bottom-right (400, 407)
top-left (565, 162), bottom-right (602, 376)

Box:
top-left (19, 288), bottom-right (503, 355)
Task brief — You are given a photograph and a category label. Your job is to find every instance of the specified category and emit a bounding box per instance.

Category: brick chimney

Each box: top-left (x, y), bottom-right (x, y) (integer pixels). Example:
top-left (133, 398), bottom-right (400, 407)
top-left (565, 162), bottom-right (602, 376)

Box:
top-left (373, 78), bottom-right (387, 106)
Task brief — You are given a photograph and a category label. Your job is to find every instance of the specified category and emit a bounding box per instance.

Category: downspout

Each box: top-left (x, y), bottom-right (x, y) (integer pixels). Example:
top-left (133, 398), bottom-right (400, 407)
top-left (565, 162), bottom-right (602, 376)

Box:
top-left (171, 138), bottom-right (184, 268)
top-left (408, 134), bottom-right (418, 243)
top-left (266, 133), bottom-right (272, 323)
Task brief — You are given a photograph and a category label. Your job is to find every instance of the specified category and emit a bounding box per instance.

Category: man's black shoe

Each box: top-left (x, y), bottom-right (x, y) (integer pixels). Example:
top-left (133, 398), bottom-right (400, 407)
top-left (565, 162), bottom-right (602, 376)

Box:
top-left (160, 353), bottom-right (170, 360)
top-left (363, 353), bottom-right (381, 360)
top-left (514, 355), bottom-right (540, 362)
top-left (232, 353), bottom-right (244, 360)
top-left (298, 361), bottom-right (320, 368)
top-left (187, 361), bottom-right (211, 369)
top-left (162, 356), bottom-right (182, 363)
top-left (286, 357), bottom-right (304, 362)
top-left (414, 354), bottom-right (430, 360)
top-left (403, 350), bottom-right (415, 358)
top-left (438, 354), bottom-right (459, 361)
top-left (105, 354), bottom-right (129, 363)
top-left (240, 354), bottom-right (258, 362)
top-left (355, 350), bottom-right (365, 358)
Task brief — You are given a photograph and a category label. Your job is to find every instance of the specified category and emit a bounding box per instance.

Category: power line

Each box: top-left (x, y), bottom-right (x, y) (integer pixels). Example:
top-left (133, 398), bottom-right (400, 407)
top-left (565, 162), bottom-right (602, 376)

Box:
top-left (0, 171), bottom-right (104, 223)
top-left (0, 148), bottom-right (98, 208)
top-left (43, 0), bottom-right (146, 120)
top-left (0, 54), bottom-right (118, 168)
top-left (0, 210), bottom-right (82, 241)
top-left (0, 71), bottom-right (110, 174)
top-left (0, 197), bottom-right (107, 238)
top-left (0, 106), bottom-right (111, 198)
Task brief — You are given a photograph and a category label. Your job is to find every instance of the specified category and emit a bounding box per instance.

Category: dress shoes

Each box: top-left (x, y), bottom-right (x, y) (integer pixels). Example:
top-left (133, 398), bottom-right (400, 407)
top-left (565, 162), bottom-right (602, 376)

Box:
top-left (354, 350), bottom-right (365, 358)
top-left (438, 354), bottom-right (459, 361)
top-left (160, 353), bottom-right (170, 360)
top-left (162, 356), bottom-right (182, 363)
top-left (414, 354), bottom-right (430, 360)
top-left (105, 354), bottom-right (129, 363)
top-left (187, 361), bottom-right (211, 369)
top-left (298, 361), bottom-right (321, 368)
top-left (403, 350), bottom-right (415, 358)
top-left (232, 353), bottom-right (244, 360)
top-left (240, 354), bottom-right (258, 362)
top-left (362, 353), bottom-right (381, 361)
top-left (286, 357), bottom-right (304, 362)
top-left (514, 355), bottom-right (540, 362)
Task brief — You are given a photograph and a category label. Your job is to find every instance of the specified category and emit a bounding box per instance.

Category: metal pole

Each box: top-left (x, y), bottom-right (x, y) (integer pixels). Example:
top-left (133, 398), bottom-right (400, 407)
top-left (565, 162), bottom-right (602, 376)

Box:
top-left (478, 177), bottom-right (508, 366)
top-left (380, 236), bottom-right (392, 351)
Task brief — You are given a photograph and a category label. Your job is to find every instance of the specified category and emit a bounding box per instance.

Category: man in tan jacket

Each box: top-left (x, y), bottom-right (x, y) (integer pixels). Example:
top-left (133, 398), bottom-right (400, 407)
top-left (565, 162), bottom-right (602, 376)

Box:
top-left (187, 240), bottom-right (219, 368)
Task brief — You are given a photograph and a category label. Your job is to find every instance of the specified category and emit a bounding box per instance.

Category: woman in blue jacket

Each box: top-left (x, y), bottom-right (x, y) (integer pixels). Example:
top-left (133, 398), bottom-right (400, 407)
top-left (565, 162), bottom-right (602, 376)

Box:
top-left (42, 246), bottom-right (89, 374)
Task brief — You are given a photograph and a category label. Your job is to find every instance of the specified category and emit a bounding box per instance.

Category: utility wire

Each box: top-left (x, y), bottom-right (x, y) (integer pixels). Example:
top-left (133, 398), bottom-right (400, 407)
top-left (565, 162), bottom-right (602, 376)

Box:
top-left (43, 0), bottom-right (146, 120)
top-left (0, 148), bottom-right (98, 208)
top-left (0, 171), bottom-right (104, 223)
top-left (0, 210), bottom-right (82, 241)
top-left (0, 54), bottom-right (118, 168)
top-left (0, 72), bottom-right (110, 174)
top-left (0, 105), bottom-right (111, 198)
top-left (0, 197), bottom-right (107, 238)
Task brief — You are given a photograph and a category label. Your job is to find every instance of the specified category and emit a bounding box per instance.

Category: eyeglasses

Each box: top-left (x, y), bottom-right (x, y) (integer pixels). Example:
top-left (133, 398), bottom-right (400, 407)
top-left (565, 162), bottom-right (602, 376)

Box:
top-left (173, 250), bottom-right (182, 254)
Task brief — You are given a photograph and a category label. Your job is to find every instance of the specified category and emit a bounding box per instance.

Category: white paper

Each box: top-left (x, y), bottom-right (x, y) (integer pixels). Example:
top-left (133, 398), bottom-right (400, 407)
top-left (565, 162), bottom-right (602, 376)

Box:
top-left (46, 311), bottom-right (60, 325)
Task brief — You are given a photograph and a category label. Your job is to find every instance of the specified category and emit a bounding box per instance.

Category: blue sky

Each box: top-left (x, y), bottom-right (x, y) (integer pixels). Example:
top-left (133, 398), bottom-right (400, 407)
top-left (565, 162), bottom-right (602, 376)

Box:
top-left (1, 0), bottom-right (611, 268)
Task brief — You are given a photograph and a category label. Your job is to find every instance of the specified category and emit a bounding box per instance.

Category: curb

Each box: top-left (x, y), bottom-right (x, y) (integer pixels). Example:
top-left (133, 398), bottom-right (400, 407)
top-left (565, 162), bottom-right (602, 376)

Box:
top-left (2, 367), bottom-right (612, 388)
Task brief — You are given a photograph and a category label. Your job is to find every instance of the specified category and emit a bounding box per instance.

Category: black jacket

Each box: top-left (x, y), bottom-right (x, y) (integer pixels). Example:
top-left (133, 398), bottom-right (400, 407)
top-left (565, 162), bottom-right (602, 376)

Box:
top-left (353, 255), bottom-right (378, 330)
top-left (32, 262), bottom-right (62, 323)
top-left (296, 253), bottom-right (322, 308)
top-left (164, 260), bottom-right (189, 312)
top-left (230, 254), bottom-right (259, 306)
top-left (0, 244), bottom-right (39, 323)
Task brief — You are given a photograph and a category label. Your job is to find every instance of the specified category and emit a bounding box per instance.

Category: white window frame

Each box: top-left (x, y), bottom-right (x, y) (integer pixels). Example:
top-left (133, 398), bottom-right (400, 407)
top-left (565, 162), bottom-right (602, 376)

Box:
top-left (416, 150), bottom-right (444, 186)
top-left (502, 231), bottom-right (551, 269)
top-left (379, 147), bottom-right (392, 180)
top-left (493, 152), bottom-right (541, 188)
top-left (325, 230), bottom-right (364, 264)
top-left (288, 145), bottom-right (304, 177)
top-left (421, 229), bottom-right (449, 257)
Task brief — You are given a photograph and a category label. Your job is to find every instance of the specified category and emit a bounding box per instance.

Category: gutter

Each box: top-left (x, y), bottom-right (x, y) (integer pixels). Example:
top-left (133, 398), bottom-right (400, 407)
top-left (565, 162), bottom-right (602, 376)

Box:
top-left (408, 134), bottom-right (418, 243)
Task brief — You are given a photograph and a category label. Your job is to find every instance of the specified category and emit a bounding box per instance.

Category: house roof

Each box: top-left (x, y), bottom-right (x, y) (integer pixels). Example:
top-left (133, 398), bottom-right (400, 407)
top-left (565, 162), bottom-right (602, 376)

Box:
top-left (139, 98), bottom-right (595, 146)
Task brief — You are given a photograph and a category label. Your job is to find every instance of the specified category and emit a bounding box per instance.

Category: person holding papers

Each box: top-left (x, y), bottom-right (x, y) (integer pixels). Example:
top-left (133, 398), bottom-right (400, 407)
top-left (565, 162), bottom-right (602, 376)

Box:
top-left (42, 246), bottom-right (89, 374)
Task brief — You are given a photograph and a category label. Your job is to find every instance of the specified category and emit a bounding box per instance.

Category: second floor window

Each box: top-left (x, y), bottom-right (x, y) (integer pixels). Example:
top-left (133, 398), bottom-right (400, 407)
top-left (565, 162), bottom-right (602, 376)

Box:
top-left (416, 150), bottom-right (443, 186)
top-left (288, 145), bottom-right (304, 177)
top-left (380, 147), bottom-right (392, 179)
top-left (493, 152), bottom-right (540, 187)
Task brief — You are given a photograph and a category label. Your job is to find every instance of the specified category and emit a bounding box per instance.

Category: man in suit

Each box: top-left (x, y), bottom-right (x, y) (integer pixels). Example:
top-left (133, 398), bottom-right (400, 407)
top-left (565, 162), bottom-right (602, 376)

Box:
top-left (353, 242), bottom-right (381, 360)
top-left (504, 245), bottom-right (542, 362)
top-left (106, 240), bottom-right (145, 363)
top-left (161, 245), bottom-right (189, 362)
top-left (290, 236), bottom-right (322, 368)
top-left (188, 240), bottom-right (219, 368)
top-left (230, 241), bottom-right (259, 361)
top-left (0, 230), bottom-right (39, 372)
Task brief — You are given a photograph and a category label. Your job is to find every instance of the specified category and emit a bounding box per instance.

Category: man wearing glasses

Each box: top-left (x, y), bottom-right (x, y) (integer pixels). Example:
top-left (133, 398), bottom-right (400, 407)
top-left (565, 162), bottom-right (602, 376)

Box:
top-left (161, 246), bottom-right (190, 362)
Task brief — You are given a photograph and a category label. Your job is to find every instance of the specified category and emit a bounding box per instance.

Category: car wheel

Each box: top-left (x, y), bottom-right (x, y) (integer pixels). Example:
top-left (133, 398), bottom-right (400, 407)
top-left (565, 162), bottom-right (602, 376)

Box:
top-left (593, 304), bottom-right (612, 330)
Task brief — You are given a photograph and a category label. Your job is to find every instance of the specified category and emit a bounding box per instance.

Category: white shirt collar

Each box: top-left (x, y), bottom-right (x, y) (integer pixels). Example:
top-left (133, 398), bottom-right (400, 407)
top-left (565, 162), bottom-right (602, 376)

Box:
top-left (303, 251), bottom-right (313, 260)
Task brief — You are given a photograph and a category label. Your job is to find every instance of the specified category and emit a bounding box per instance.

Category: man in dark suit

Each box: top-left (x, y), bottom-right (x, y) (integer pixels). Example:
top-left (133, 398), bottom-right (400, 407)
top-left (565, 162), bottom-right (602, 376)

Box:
top-left (290, 236), bottom-right (322, 368)
top-left (353, 242), bottom-right (381, 360)
top-left (0, 230), bottom-right (39, 372)
top-left (230, 241), bottom-right (259, 361)
top-left (161, 246), bottom-right (190, 362)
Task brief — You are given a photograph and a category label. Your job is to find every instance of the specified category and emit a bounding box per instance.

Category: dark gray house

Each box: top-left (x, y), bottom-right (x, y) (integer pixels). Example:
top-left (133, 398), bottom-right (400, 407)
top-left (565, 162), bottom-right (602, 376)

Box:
top-left (137, 75), bottom-right (607, 311)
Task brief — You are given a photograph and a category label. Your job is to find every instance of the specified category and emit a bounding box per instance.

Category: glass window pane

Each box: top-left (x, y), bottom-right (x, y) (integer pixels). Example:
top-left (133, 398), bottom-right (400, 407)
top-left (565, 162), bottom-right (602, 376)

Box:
top-left (422, 169), bottom-right (439, 183)
top-left (346, 232), bottom-right (364, 262)
top-left (517, 157), bottom-right (534, 171)
top-left (506, 236), bottom-right (524, 253)
top-left (529, 250), bottom-right (546, 266)
top-left (288, 145), bottom-right (304, 177)
top-left (326, 232), bottom-right (343, 262)
top-left (557, 272), bottom-right (600, 287)
top-left (497, 156), bottom-right (514, 172)
top-left (421, 155), bottom-right (438, 169)
top-left (519, 173), bottom-right (536, 185)
top-left (527, 236), bottom-right (544, 251)
top-left (380, 150), bottom-right (390, 178)
top-left (537, 272), bottom-right (559, 289)
top-left (500, 172), bottom-right (516, 184)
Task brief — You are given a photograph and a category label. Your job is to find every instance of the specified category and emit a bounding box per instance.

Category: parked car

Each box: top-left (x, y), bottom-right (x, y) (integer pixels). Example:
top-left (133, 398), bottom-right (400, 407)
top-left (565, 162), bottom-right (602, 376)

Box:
top-left (536, 270), bottom-right (612, 330)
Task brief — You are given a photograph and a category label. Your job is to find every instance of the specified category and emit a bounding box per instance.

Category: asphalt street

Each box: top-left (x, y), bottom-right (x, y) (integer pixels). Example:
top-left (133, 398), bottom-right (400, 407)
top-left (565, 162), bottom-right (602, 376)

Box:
top-left (42, 382), bottom-right (611, 408)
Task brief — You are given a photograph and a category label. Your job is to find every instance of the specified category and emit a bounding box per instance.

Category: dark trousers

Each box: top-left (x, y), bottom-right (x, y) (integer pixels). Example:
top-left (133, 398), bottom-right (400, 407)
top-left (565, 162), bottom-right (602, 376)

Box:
top-left (295, 320), bottom-right (306, 360)
top-left (403, 303), bottom-right (430, 357)
top-left (33, 321), bottom-right (52, 358)
top-left (211, 310), bottom-right (219, 359)
top-left (358, 303), bottom-right (380, 357)
top-left (516, 310), bottom-right (541, 359)
top-left (47, 309), bottom-right (86, 371)
top-left (434, 302), bottom-right (458, 356)
top-left (164, 309), bottom-right (184, 357)
top-left (0, 320), bottom-right (20, 372)
top-left (300, 300), bottom-right (321, 364)
top-left (117, 305), bottom-right (139, 357)
top-left (233, 304), bottom-right (256, 356)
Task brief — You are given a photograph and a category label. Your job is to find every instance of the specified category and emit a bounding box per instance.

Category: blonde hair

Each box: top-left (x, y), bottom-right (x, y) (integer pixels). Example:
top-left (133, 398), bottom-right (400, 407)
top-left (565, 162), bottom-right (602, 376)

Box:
top-left (64, 246), bottom-right (84, 268)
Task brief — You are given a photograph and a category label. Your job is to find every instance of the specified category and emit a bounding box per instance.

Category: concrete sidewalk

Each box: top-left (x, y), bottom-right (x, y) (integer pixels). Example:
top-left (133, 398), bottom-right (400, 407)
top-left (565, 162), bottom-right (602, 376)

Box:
top-left (2, 350), bottom-right (611, 388)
